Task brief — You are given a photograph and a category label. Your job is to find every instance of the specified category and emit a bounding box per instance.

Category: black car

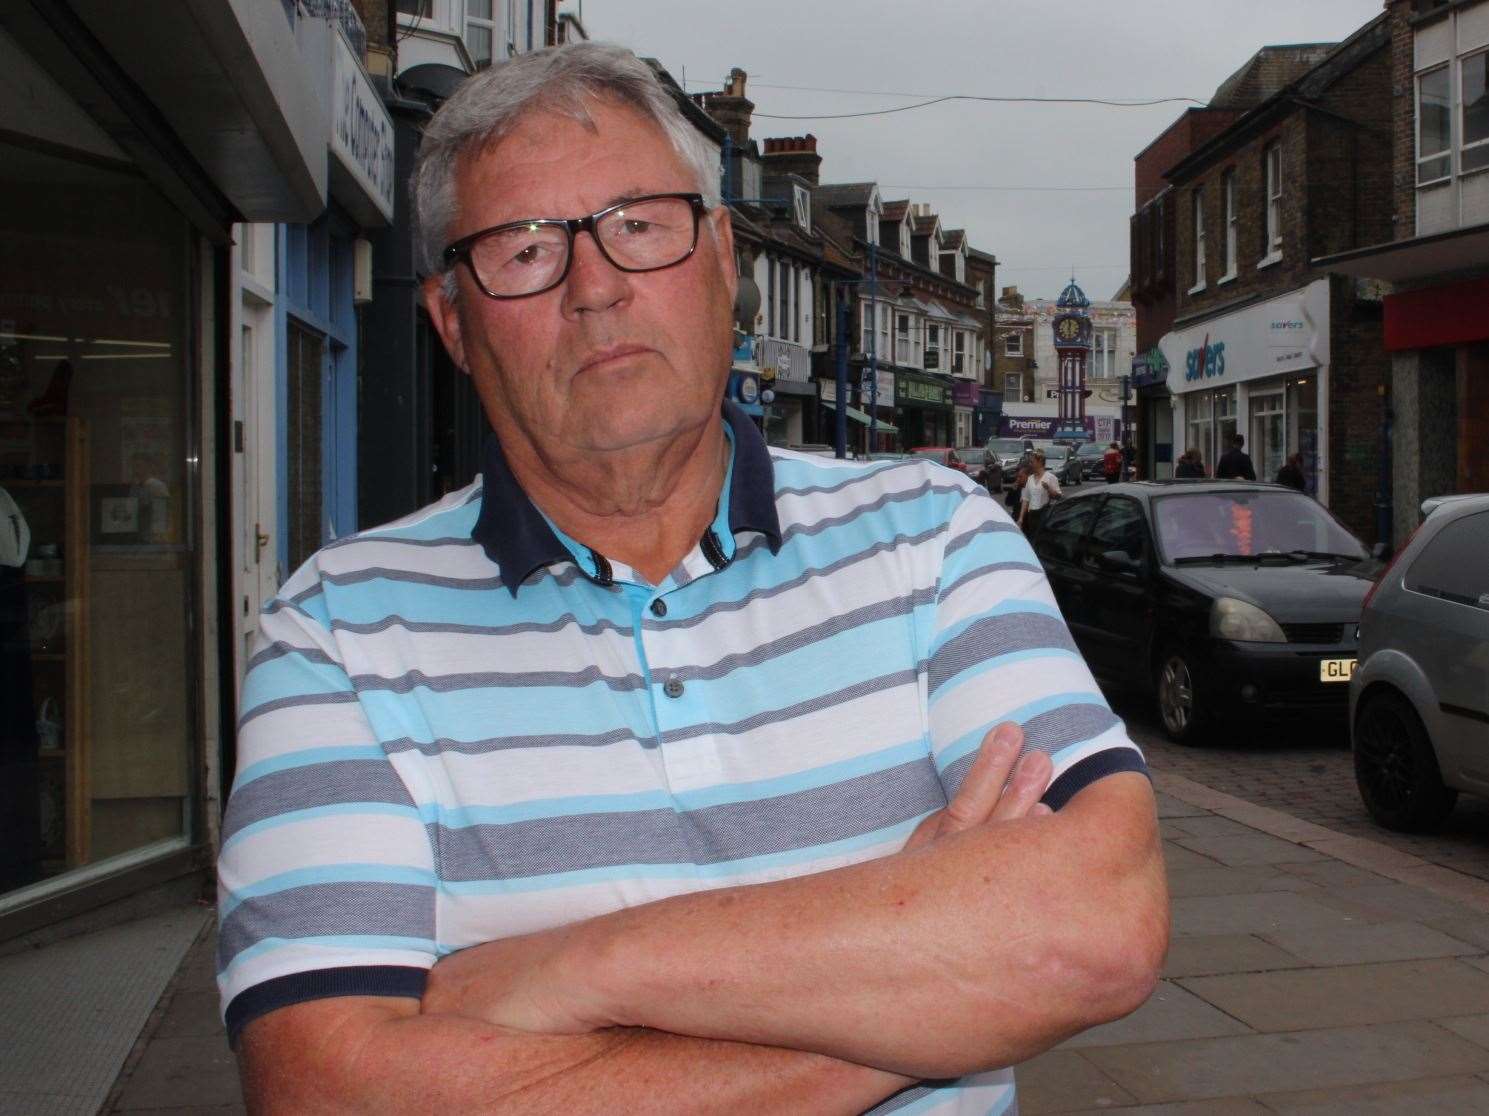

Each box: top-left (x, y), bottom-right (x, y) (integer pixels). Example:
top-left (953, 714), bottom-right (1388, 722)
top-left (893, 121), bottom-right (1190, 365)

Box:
top-left (1028, 480), bottom-right (1380, 743)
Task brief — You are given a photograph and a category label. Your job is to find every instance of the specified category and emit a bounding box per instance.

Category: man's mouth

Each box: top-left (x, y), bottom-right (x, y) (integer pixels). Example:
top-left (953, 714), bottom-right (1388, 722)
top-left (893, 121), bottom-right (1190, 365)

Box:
top-left (578, 344), bottom-right (652, 373)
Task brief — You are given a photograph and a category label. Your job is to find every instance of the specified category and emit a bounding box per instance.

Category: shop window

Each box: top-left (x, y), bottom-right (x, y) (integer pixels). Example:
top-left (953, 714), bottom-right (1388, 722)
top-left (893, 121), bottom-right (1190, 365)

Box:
top-left (1249, 390), bottom-right (1286, 485)
top-left (1, 138), bottom-right (194, 893)
top-left (1418, 65), bottom-right (1452, 184)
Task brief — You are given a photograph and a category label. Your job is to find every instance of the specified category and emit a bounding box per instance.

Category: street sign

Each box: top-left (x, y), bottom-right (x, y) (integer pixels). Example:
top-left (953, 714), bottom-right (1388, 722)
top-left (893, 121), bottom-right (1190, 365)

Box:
top-left (1046, 389), bottom-right (1059, 399)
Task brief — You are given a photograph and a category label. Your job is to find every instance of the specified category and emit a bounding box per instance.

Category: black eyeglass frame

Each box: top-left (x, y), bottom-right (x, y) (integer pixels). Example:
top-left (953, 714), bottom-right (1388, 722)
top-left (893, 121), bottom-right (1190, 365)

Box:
top-left (441, 192), bottom-right (708, 299)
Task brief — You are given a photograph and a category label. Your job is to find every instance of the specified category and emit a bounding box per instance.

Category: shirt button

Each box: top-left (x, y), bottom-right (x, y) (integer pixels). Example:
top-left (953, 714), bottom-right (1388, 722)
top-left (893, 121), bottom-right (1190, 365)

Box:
top-left (650, 598), bottom-right (667, 618)
top-left (662, 677), bottom-right (684, 699)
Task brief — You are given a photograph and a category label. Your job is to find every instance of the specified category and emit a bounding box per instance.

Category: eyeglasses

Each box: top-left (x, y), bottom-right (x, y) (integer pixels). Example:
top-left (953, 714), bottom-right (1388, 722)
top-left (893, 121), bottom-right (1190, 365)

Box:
top-left (441, 192), bottom-right (707, 299)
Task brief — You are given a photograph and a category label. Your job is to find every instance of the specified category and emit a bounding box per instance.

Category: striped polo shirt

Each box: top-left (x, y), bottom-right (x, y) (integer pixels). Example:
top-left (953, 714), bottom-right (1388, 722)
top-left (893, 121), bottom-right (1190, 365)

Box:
top-left (218, 402), bottom-right (1147, 1114)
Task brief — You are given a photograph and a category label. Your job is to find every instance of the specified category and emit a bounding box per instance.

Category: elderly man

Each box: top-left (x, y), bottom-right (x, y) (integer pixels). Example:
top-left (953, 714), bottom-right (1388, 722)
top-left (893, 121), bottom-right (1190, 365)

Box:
top-left (219, 42), bottom-right (1166, 1114)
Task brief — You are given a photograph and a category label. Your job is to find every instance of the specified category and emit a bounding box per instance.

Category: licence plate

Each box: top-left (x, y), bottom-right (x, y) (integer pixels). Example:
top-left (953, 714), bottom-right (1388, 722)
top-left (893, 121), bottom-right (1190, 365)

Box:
top-left (1320, 658), bottom-right (1356, 683)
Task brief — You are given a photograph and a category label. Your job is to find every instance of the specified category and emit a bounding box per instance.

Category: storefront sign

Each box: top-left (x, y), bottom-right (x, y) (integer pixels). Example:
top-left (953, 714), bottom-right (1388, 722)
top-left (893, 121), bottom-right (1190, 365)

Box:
top-left (856, 368), bottom-right (894, 407)
top-left (897, 374), bottom-right (951, 407)
top-left (1131, 348), bottom-right (1169, 387)
top-left (998, 413), bottom-right (1115, 441)
top-left (1160, 280), bottom-right (1329, 395)
top-left (330, 27), bottom-right (395, 223)
top-left (951, 380), bottom-right (979, 406)
top-left (759, 337), bottom-right (810, 383)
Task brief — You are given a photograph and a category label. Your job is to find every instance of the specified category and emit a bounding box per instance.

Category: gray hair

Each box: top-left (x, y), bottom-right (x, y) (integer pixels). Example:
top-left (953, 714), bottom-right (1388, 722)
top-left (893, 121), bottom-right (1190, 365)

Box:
top-left (412, 42), bottom-right (722, 295)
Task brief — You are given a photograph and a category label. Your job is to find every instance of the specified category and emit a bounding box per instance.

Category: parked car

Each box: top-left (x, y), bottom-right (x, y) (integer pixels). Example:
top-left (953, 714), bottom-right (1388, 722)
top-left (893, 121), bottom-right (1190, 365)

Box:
top-left (986, 436), bottom-right (1033, 482)
top-left (1074, 440), bottom-right (1109, 476)
top-left (1027, 480), bottom-right (1379, 743)
top-left (1350, 493), bottom-right (1489, 832)
top-left (1032, 441), bottom-right (1082, 486)
top-left (909, 446), bottom-right (971, 473)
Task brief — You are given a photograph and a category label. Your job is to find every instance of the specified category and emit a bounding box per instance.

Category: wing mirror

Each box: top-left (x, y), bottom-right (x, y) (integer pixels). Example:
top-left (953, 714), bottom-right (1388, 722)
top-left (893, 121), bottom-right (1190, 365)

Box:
top-left (1098, 549), bottom-right (1142, 574)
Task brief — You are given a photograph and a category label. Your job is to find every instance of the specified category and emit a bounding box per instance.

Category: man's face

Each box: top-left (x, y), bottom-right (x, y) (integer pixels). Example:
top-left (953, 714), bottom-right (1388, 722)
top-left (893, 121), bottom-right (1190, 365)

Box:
top-left (425, 100), bottom-right (737, 459)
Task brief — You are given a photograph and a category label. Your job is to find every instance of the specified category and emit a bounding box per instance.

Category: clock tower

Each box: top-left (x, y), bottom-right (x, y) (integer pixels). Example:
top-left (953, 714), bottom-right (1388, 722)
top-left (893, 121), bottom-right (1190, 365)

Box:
top-left (1050, 276), bottom-right (1091, 441)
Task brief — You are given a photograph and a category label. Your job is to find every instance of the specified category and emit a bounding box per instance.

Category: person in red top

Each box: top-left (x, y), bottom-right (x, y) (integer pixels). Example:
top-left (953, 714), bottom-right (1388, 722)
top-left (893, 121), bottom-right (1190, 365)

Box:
top-left (1102, 442), bottom-right (1123, 484)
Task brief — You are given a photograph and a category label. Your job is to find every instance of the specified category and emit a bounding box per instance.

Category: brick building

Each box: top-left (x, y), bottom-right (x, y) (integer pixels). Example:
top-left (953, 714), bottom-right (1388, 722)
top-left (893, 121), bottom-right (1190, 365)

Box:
top-left (1131, 14), bottom-right (1395, 541)
top-left (1316, 0), bottom-right (1489, 546)
top-left (994, 285), bottom-right (1039, 405)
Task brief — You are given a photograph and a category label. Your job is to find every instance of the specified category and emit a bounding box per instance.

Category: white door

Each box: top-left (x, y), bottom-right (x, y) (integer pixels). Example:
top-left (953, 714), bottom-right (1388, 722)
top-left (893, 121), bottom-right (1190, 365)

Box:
top-left (230, 225), bottom-right (281, 688)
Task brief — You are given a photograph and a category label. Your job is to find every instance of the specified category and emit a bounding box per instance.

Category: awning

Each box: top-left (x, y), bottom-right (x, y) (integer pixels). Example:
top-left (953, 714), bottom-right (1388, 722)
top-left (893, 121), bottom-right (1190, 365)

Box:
top-left (822, 401), bottom-right (898, 435)
top-left (1313, 220), bottom-right (1489, 283)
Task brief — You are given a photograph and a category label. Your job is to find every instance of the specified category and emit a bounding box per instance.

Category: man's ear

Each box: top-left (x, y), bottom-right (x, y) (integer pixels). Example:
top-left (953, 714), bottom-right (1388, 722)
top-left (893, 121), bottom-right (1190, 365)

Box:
top-left (422, 273), bottom-right (470, 375)
top-left (709, 205), bottom-right (738, 308)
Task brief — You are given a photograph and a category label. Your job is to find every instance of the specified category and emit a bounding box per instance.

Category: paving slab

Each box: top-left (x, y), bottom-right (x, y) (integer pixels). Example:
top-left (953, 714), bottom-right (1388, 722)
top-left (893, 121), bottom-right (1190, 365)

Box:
top-left (1014, 1050), bottom-right (1136, 1115)
top-left (1257, 920), bottom-right (1482, 966)
top-left (1310, 882), bottom-right (1481, 924)
top-left (1153, 792), bottom-right (1209, 819)
top-left (1164, 865), bottom-right (1315, 899)
top-left (1172, 833), bottom-right (1326, 868)
top-left (1169, 890), bottom-right (1378, 938)
top-left (1165, 865), bottom-right (1317, 899)
top-left (1274, 860), bottom-right (1393, 890)
top-left (1255, 1073), bottom-right (1489, 1113)
top-left (1079, 1020), bottom-right (1489, 1103)
top-left (1161, 934), bottom-right (1311, 979)
top-left (1062, 980), bottom-right (1251, 1048)
top-left (1162, 815), bottom-right (1258, 839)
top-left (1178, 958), bottom-right (1489, 1032)
top-left (1158, 842), bottom-right (1224, 872)
top-left (1427, 914), bottom-right (1489, 950)
top-left (111, 1034), bottom-right (242, 1111)
top-left (1439, 1013), bottom-right (1489, 1050)
top-left (1057, 1102), bottom-right (1269, 1116)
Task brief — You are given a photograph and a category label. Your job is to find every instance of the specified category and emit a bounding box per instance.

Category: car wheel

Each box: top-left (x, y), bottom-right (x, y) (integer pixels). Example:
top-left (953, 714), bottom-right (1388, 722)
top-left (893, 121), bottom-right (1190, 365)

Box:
top-left (1353, 690), bottom-right (1457, 833)
top-left (1154, 643), bottom-right (1208, 745)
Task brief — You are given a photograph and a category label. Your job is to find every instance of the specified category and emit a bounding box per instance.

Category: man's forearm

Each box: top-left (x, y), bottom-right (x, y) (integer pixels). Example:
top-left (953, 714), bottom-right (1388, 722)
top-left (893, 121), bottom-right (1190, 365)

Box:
top-left (242, 1000), bottom-right (911, 1115)
top-left (437, 772), bottom-right (1165, 1079)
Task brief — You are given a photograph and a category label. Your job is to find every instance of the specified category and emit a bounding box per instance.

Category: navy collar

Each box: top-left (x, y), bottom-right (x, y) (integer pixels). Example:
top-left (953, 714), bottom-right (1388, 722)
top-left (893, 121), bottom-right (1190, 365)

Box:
top-left (472, 400), bottom-right (782, 596)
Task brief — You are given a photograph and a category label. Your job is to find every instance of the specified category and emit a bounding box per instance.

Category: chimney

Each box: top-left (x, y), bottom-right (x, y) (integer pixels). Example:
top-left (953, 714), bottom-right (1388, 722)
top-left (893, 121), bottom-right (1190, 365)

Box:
top-left (702, 67), bottom-right (754, 149)
top-left (1000, 285), bottom-right (1022, 309)
top-left (761, 134), bottom-right (821, 186)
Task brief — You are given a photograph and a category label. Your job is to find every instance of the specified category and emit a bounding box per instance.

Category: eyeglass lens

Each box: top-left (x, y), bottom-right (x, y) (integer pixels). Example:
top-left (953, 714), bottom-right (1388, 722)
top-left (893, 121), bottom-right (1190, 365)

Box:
top-left (468, 196), bottom-right (696, 296)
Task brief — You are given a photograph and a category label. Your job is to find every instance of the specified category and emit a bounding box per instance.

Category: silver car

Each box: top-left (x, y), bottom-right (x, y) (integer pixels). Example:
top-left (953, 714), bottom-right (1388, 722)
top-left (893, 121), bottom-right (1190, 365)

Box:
top-left (1350, 493), bottom-right (1489, 832)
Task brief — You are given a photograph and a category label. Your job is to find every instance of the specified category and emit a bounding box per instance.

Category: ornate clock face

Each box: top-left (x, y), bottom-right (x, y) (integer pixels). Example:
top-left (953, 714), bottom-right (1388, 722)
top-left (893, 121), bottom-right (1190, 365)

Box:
top-left (1056, 318), bottom-right (1082, 342)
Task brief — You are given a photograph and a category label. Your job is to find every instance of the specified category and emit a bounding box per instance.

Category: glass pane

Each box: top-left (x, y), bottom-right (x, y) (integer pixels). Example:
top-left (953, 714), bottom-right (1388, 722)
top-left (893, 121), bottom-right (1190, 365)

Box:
top-left (1154, 491), bottom-right (1366, 563)
top-left (286, 323), bottom-right (324, 574)
top-left (1035, 499), bottom-right (1099, 564)
top-left (1287, 376), bottom-right (1319, 496)
top-left (1419, 154), bottom-right (1453, 183)
top-left (467, 23), bottom-right (492, 65)
top-left (1465, 53), bottom-right (1489, 148)
top-left (1463, 144), bottom-right (1489, 173)
top-left (0, 139), bottom-right (193, 892)
top-left (396, 0), bottom-right (433, 14)
top-left (1405, 512), bottom-right (1489, 603)
top-left (469, 0), bottom-right (493, 17)
top-left (1089, 497), bottom-right (1147, 560)
top-left (1419, 66), bottom-right (1451, 158)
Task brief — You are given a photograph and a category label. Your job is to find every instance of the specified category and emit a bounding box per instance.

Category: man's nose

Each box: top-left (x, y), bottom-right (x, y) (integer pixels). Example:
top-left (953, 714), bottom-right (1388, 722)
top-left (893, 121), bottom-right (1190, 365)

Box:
top-left (561, 227), bottom-right (629, 314)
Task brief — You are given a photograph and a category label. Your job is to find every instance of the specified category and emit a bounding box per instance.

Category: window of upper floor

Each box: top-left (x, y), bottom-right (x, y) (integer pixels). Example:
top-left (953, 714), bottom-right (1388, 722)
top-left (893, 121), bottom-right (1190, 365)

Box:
top-left (1221, 169), bottom-right (1238, 281)
top-left (1005, 331), bottom-right (1023, 357)
top-left (1189, 187), bottom-right (1206, 293)
top-left (792, 184), bottom-right (811, 233)
top-left (1091, 328), bottom-right (1118, 379)
top-left (1414, 8), bottom-right (1489, 231)
top-left (1260, 143), bottom-right (1283, 267)
top-left (865, 190), bottom-right (882, 247)
top-left (467, 0), bottom-right (495, 67)
top-left (898, 220), bottom-right (911, 260)
top-left (1004, 372), bottom-right (1022, 395)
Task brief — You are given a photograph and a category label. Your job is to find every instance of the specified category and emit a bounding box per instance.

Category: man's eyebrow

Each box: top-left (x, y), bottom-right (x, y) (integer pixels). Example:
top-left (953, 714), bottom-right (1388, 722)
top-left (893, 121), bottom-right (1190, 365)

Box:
top-left (601, 189), bottom-right (664, 209)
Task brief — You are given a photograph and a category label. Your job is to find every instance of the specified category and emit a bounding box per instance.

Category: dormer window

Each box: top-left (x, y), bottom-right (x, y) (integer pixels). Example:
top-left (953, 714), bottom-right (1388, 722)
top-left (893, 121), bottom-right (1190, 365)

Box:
top-left (792, 184), bottom-right (811, 233)
top-left (898, 221), bottom-right (911, 259)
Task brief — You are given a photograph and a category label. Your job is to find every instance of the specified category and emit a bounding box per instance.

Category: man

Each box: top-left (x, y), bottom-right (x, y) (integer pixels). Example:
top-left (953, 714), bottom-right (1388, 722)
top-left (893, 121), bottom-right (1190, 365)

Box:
top-left (1216, 433), bottom-right (1256, 481)
top-left (220, 43), bottom-right (1166, 1114)
top-left (1276, 452), bottom-right (1307, 492)
top-left (1017, 448), bottom-right (1062, 538)
top-left (1101, 441), bottom-right (1122, 484)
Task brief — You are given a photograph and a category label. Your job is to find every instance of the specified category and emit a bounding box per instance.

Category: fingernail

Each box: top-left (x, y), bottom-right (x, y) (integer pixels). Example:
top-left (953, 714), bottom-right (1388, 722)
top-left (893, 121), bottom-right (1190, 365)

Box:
top-left (994, 723), bottom-right (1021, 750)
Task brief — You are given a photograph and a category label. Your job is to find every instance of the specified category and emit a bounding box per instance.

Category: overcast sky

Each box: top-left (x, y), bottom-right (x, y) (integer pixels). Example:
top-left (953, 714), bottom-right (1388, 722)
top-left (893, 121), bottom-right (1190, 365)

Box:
top-left (579, 0), bottom-right (1385, 302)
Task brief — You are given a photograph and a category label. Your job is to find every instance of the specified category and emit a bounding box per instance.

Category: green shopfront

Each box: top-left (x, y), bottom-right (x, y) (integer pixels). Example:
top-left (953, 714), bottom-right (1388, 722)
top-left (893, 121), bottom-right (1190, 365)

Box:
top-left (895, 370), bottom-right (953, 449)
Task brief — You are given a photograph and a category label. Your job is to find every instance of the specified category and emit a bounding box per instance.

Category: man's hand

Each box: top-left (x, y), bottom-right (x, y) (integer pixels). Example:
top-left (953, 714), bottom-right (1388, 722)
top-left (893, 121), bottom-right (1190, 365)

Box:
top-left (903, 721), bottom-right (1052, 852)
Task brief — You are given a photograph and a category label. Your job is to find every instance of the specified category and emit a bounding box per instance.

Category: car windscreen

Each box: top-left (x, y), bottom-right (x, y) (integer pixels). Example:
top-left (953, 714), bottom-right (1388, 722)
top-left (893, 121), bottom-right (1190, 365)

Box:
top-left (1152, 490), bottom-right (1369, 564)
top-left (1075, 443), bottom-right (1106, 458)
top-left (988, 439), bottom-right (1024, 454)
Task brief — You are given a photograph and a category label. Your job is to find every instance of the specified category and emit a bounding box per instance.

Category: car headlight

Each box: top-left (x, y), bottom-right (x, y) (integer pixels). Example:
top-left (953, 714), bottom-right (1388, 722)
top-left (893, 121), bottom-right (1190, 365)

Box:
top-left (1210, 597), bottom-right (1287, 642)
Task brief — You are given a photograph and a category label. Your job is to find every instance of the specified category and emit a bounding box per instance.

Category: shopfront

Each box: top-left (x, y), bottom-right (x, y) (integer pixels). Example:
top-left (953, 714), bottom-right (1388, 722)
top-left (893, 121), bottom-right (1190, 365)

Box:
top-left (0, 6), bottom-right (326, 936)
top-left (895, 370), bottom-right (953, 448)
top-left (1159, 280), bottom-right (1330, 499)
top-left (1131, 349), bottom-right (1172, 480)
top-left (951, 380), bottom-right (978, 447)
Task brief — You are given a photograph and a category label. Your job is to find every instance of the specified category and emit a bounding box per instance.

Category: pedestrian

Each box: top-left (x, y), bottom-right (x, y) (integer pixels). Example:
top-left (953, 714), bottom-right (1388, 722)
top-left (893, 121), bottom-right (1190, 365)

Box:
top-left (1276, 452), bottom-right (1307, 491)
top-left (1122, 440), bottom-right (1136, 480)
top-left (1102, 441), bottom-right (1123, 484)
top-left (1215, 433), bottom-right (1256, 481)
top-left (1018, 448), bottom-right (1062, 537)
top-left (976, 453), bottom-right (1003, 496)
top-left (1006, 464), bottom-right (1027, 517)
top-left (1175, 447), bottom-right (1205, 478)
top-left (218, 42), bottom-right (1163, 1114)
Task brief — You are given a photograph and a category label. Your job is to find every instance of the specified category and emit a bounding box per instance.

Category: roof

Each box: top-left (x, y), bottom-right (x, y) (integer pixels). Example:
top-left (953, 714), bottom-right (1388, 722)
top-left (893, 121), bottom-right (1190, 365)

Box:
top-left (912, 214), bottom-right (941, 236)
top-left (942, 229), bottom-right (966, 249)
top-left (882, 199), bottom-right (911, 222)
top-left (1209, 44), bottom-right (1339, 110)
top-left (813, 182), bottom-right (877, 209)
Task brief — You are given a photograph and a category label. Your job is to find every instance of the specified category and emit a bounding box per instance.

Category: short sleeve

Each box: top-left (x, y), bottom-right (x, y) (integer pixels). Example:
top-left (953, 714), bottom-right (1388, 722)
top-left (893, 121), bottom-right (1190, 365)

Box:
top-left (924, 487), bottom-right (1147, 809)
top-left (216, 573), bottom-right (437, 1048)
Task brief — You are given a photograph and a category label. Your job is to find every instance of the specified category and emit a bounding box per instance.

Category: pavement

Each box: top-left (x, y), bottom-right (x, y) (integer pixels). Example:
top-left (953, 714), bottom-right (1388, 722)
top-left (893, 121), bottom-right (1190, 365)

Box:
top-left (4, 766), bottom-right (1489, 1115)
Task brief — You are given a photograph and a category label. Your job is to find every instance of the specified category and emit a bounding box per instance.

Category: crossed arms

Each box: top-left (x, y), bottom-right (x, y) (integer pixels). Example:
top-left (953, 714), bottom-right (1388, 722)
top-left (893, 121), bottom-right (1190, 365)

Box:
top-left (238, 728), bottom-right (1167, 1114)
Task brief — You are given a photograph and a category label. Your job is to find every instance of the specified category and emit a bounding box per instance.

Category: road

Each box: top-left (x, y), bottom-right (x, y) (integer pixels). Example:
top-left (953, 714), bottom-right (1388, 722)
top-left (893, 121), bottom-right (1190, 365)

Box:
top-left (1111, 695), bottom-right (1489, 885)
